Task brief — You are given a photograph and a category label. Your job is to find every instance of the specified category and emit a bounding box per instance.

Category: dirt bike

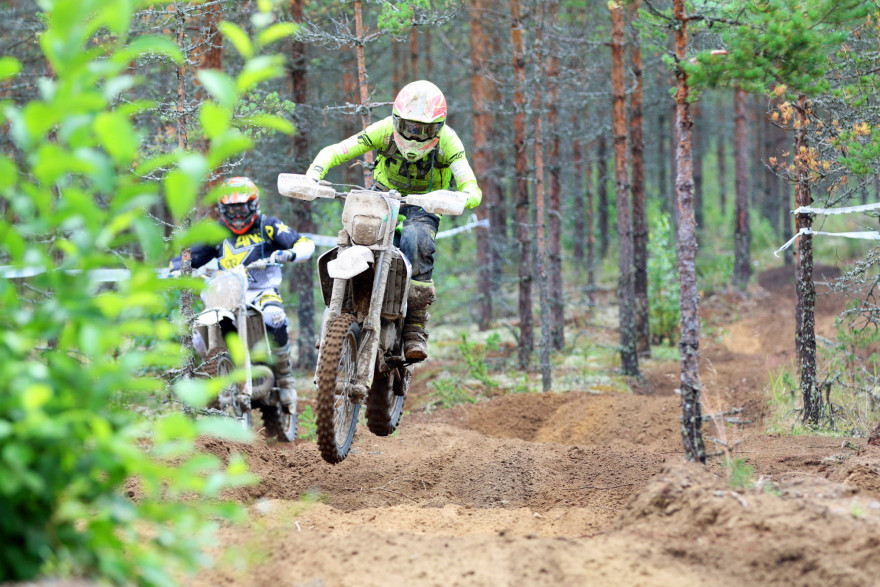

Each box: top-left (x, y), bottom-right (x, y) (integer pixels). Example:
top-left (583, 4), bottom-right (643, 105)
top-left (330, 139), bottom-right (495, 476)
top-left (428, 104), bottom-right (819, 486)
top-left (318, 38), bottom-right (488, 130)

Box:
top-left (277, 173), bottom-right (466, 463)
top-left (189, 258), bottom-right (296, 442)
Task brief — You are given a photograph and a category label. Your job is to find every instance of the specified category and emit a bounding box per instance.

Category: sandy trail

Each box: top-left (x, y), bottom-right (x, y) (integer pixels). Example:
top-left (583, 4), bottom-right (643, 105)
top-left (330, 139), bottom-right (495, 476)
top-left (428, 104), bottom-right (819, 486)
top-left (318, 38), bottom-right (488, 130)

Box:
top-left (192, 265), bottom-right (880, 586)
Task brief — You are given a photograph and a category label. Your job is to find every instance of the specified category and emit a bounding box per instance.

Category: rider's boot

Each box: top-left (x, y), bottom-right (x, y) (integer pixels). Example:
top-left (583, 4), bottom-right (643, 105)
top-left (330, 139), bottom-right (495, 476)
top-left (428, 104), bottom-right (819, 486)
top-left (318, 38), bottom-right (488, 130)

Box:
top-left (273, 344), bottom-right (297, 412)
top-left (403, 280), bottom-right (436, 361)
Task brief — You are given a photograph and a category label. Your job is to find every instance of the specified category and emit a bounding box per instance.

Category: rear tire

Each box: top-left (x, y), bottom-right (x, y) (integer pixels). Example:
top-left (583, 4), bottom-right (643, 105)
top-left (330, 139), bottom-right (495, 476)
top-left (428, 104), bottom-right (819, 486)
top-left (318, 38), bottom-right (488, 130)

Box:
top-left (260, 404), bottom-right (297, 442)
top-left (366, 362), bottom-right (406, 436)
top-left (203, 349), bottom-right (251, 429)
top-left (316, 314), bottom-right (361, 463)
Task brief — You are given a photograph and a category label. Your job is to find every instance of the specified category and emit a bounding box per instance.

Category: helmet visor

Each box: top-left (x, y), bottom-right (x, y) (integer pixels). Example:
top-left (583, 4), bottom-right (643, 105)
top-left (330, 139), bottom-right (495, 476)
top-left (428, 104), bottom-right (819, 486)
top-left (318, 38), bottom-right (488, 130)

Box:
top-left (219, 201), bottom-right (256, 230)
top-left (393, 115), bottom-right (443, 141)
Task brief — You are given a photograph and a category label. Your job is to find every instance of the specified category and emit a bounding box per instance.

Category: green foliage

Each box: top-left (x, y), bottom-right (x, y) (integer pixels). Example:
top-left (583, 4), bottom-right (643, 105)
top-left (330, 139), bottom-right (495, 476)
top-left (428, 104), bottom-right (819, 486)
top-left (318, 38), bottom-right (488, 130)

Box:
top-left (0, 0), bottom-right (294, 584)
top-left (458, 334), bottom-right (499, 390)
top-left (723, 456), bottom-right (755, 489)
top-left (684, 0), bottom-right (869, 97)
top-left (377, 0), bottom-right (430, 34)
top-left (298, 405), bottom-right (317, 442)
top-left (429, 377), bottom-right (479, 409)
top-left (428, 334), bottom-right (498, 408)
top-left (647, 207), bottom-right (680, 345)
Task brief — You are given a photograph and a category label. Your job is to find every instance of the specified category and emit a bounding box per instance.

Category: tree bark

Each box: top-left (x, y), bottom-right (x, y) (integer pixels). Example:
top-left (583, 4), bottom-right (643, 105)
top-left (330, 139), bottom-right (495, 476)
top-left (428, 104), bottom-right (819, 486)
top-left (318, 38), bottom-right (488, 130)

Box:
top-left (176, 1), bottom-right (194, 381)
top-left (470, 0), bottom-right (492, 330)
top-left (511, 0), bottom-right (532, 369)
top-left (658, 110), bottom-right (668, 214)
top-left (717, 101), bottom-right (727, 215)
top-left (586, 142), bottom-right (596, 306)
top-left (410, 26), bottom-right (419, 80)
top-left (610, 1), bottom-right (638, 376)
top-left (673, 0), bottom-right (705, 464)
top-left (289, 0), bottom-right (317, 369)
top-left (732, 86), bottom-right (751, 290)
top-left (573, 112), bottom-right (585, 277)
top-left (535, 4), bottom-right (551, 391)
top-left (794, 94), bottom-right (820, 425)
top-left (629, 0), bottom-right (649, 357)
top-left (597, 135), bottom-right (609, 259)
top-left (353, 0), bottom-right (373, 185)
top-left (546, 1), bottom-right (564, 351)
top-left (692, 105), bottom-right (704, 230)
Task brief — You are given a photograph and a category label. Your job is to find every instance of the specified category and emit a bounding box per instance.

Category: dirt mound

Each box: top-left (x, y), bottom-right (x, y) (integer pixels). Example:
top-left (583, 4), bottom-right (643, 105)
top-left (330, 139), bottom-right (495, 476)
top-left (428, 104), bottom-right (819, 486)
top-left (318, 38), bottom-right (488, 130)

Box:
top-left (616, 462), bottom-right (880, 587)
top-left (199, 421), bottom-right (665, 515)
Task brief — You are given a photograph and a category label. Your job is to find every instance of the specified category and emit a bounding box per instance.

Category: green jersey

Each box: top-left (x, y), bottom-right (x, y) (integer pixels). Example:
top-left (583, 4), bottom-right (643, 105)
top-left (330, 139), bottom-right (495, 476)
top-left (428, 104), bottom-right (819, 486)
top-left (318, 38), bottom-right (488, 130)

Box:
top-left (307, 116), bottom-right (482, 205)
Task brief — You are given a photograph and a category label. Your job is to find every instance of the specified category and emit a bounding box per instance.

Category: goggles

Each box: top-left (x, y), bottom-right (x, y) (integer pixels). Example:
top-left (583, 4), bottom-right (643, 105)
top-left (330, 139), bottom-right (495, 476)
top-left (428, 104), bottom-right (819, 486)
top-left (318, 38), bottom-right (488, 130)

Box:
top-left (393, 114), bottom-right (444, 142)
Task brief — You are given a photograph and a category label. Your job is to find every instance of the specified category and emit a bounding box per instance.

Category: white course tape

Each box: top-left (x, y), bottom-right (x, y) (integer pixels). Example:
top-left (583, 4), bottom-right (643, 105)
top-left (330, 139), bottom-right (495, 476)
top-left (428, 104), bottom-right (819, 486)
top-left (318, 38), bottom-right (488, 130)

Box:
top-left (2, 216), bottom-right (490, 280)
top-left (774, 227), bottom-right (880, 257)
top-left (793, 202), bottom-right (880, 216)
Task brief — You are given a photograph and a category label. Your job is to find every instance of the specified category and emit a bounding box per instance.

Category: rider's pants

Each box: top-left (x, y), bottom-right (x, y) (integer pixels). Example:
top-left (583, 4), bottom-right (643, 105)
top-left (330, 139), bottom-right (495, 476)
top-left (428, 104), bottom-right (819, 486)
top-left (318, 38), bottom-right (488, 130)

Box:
top-left (396, 205), bottom-right (440, 282)
top-left (256, 292), bottom-right (289, 347)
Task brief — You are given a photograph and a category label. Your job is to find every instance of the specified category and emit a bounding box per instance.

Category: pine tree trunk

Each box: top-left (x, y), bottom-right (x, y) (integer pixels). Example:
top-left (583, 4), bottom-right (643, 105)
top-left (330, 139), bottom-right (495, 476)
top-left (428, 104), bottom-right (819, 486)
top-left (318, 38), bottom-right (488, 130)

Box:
top-left (410, 26), bottom-right (418, 79)
top-left (289, 0), bottom-right (317, 369)
top-left (658, 110), bottom-right (668, 214)
top-left (546, 1), bottom-right (564, 351)
top-left (692, 105), bottom-right (704, 230)
top-left (610, 0), bottom-right (638, 376)
top-left (573, 113), bottom-right (585, 277)
top-left (629, 0), bottom-right (649, 357)
top-left (717, 101), bottom-right (727, 215)
top-left (732, 86), bottom-right (751, 290)
top-left (597, 135), bottom-right (609, 259)
top-left (511, 0), bottom-right (532, 369)
top-left (176, 1), bottom-right (194, 380)
top-left (425, 29), bottom-right (432, 78)
top-left (794, 94), bottom-right (820, 425)
top-left (535, 4), bottom-right (551, 391)
top-left (586, 143), bottom-right (596, 306)
top-left (674, 0), bottom-right (705, 464)
top-left (470, 0), bottom-right (492, 330)
top-left (391, 40), bottom-right (402, 90)
top-left (353, 0), bottom-right (373, 185)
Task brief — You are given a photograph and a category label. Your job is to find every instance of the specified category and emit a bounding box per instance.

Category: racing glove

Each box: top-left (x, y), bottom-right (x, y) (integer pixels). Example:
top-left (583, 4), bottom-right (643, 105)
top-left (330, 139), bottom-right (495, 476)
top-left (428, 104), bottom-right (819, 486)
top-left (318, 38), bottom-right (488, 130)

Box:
top-left (465, 192), bottom-right (481, 209)
top-left (269, 249), bottom-right (296, 264)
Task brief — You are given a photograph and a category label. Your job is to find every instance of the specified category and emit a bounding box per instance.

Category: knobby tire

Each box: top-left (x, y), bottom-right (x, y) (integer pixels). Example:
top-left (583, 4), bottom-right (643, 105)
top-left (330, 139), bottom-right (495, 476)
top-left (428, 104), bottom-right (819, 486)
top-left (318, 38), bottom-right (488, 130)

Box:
top-left (316, 313), bottom-right (361, 463)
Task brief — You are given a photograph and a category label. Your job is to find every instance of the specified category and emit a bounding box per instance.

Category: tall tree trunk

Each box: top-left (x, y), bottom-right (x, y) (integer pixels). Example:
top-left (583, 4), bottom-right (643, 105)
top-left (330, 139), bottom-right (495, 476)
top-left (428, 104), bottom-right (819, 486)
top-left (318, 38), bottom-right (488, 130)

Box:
top-left (610, 1), bottom-right (638, 376)
top-left (511, 0), bottom-right (532, 369)
top-left (597, 135), bottom-right (609, 259)
top-left (658, 110), bottom-right (668, 213)
top-left (794, 94), bottom-right (820, 425)
top-left (391, 39), bottom-right (402, 90)
top-left (573, 112), bottom-right (585, 278)
top-left (289, 0), bottom-right (317, 369)
top-left (176, 1), bottom-right (194, 381)
top-left (717, 102), bottom-right (727, 215)
top-left (470, 0), bottom-right (492, 330)
top-left (535, 4), bottom-right (551, 391)
top-left (546, 1), bottom-right (563, 351)
top-left (629, 0), bottom-right (650, 357)
top-left (425, 29), bottom-right (433, 78)
top-left (354, 0), bottom-right (373, 184)
top-left (673, 0), bottom-right (705, 464)
top-left (410, 26), bottom-right (419, 79)
top-left (670, 104), bottom-right (679, 230)
top-left (586, 142), bottom-right (596, 306)
top-left (732, 87), bottom-right (750, 290)
top-left (692, 105), bottom-right (704, 230)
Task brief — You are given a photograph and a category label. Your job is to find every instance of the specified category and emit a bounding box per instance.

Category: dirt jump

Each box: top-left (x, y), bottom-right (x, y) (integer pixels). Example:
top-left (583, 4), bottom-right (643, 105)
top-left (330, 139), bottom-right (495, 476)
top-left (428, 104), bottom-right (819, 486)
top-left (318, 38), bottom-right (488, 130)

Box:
top-left (192, 265), bottom-right (880, 587)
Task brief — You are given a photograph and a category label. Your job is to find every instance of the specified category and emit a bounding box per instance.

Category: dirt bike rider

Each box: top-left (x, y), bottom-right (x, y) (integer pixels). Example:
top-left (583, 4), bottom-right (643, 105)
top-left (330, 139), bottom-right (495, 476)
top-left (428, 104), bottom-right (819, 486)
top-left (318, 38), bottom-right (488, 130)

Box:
top-left (305, 80), bottom-right (481, 361)
top-left (169, 176), bottom-right (315, 411)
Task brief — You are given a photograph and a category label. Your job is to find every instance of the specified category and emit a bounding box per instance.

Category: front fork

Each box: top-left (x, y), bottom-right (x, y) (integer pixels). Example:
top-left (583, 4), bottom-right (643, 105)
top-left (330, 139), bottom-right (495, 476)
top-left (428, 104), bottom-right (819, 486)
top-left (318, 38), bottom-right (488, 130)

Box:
top-left (318, 249), bottom-right (391, 401)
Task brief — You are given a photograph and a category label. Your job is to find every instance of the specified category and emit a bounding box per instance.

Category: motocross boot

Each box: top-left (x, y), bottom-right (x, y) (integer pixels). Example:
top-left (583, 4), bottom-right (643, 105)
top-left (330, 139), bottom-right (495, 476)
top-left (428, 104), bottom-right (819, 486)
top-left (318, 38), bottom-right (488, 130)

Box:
top-left (403, 281), bottom-right (436, 361)
top-left (272, 344), bottom-right (297, 411)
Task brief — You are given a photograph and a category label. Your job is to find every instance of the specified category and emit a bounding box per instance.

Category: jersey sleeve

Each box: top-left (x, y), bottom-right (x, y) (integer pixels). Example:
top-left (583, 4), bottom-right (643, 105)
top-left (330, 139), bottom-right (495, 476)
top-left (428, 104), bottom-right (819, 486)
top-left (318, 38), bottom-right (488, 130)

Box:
top-left (439, 127), bottom-right (482, 206)
top-left (168, 243), bottom-right (220, 271)
top-left (262, 216), bottom-right (302, 250)
top-left (307, 117), bottom-right (394, 180)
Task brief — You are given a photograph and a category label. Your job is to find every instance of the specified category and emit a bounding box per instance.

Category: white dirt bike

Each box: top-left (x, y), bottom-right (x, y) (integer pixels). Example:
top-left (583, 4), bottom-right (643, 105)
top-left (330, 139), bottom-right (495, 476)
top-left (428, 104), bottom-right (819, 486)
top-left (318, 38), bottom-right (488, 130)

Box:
top-left (190, 258), bottom-right (296, 442)
top-left (277, 173), bottom-right (466, 463)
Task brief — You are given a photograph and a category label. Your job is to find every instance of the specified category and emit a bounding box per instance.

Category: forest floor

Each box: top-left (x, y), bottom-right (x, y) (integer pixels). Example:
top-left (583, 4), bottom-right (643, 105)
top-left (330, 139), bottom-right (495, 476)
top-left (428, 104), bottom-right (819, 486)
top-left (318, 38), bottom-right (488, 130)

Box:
top-left (191, 264), bottom-right (880, 587)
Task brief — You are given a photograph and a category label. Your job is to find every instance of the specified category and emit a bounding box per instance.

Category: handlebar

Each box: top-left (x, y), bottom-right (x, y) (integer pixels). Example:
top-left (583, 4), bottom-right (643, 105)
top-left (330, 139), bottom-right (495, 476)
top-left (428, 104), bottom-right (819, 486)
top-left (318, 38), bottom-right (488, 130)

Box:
top-left (277, 173), bottom-right (467, 216)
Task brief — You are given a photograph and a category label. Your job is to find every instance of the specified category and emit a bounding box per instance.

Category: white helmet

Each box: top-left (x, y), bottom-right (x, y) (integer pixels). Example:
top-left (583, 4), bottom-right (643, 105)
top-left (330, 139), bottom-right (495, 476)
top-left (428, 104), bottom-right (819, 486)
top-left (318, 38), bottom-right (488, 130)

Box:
top-left (391, 80), bottom-right (447, 161)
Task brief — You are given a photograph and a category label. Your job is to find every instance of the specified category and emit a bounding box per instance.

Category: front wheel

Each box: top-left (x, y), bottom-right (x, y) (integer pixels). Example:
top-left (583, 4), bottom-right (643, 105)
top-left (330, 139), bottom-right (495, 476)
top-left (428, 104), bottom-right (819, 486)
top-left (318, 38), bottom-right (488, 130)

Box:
top-left (315, 314), bottom-right (361, 463)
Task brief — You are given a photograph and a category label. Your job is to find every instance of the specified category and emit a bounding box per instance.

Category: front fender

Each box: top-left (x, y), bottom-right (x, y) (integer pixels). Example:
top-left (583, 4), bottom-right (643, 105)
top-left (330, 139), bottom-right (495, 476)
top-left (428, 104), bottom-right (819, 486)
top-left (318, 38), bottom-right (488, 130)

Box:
top-left (195, 307), bottom-right (236, 327)
top-left (327, 245), bottom-right (374, 280)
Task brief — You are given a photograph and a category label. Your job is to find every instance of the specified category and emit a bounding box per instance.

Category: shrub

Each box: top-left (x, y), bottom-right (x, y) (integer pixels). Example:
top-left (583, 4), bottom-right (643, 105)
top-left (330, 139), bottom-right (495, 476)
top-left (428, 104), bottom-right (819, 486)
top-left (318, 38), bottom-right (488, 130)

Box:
top-left (0, 0), bottom-right (293, 583)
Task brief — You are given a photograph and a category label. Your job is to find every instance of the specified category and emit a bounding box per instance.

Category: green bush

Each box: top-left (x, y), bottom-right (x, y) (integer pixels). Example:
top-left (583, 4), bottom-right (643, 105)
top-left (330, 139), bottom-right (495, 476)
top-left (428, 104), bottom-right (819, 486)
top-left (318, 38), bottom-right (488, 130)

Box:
top-left (0, 0), bottom-right (294, 584)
